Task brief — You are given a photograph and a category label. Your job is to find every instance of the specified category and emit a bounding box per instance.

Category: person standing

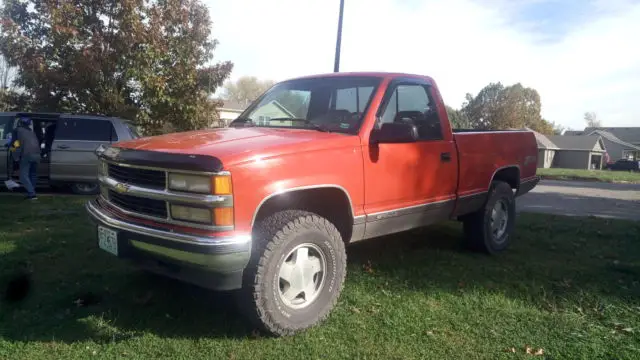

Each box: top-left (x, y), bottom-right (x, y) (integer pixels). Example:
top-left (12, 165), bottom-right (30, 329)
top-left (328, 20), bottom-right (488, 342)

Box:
top-left (11, 116), bottom-right (41, 200)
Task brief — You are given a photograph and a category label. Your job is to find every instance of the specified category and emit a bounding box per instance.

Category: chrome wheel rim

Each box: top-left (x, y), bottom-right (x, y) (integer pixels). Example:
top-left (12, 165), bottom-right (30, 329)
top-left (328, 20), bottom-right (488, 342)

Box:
top-left (277, 243), bottom-right (327, 309)
top-left (490, 199), bottom-right (509, 242)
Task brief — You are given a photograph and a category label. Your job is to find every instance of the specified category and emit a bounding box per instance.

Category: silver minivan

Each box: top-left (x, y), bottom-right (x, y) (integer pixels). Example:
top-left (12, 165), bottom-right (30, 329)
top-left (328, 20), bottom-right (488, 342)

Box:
top-left (1, 112), bottom-right (139, 194)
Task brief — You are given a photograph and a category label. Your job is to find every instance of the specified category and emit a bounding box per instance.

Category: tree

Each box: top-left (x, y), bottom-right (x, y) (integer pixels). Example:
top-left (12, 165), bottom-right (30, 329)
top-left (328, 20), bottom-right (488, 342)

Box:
top-left (584, 112), bottom-right (601, 128)
top-left (445, 105), bottom-right (471, 129)
top-left (549, 120), bottom-right (565, 135)
top-left (0, 55), bottom-right (19, 111)
top-left (0, 0), bottom-right (233, 134)
top-left (223, 76), bottom-right (275, 105)
top-left (461, 82), bottom-right (554, 135)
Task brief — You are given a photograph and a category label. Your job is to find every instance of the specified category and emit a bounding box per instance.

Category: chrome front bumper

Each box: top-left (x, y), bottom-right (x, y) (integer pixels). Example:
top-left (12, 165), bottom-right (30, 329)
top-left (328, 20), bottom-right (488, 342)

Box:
top-left (86, 199), bottom-right (252, 289)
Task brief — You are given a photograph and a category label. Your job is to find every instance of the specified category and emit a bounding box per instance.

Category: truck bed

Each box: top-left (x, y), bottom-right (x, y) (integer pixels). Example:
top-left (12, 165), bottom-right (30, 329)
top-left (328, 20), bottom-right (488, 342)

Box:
top-left (453, 130), bottom-right (538, 197)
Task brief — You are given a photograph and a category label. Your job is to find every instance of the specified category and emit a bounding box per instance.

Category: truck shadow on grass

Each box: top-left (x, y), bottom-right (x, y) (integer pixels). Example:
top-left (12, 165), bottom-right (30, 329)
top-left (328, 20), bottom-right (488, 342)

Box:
top-left (1, 196), bottom-right (639, 344)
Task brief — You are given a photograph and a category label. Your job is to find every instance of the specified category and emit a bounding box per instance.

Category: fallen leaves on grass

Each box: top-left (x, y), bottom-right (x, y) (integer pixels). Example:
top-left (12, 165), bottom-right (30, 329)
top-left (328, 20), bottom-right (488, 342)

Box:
top-left (612, 323), bottom-right (634, 334)
top-left (73, 292), bottom-right (101, 307)
top-left (504, 346), bottom-right (544, 356)
top-left (525, 346), bottom-right (544, 356)
top-left (363, 260), bottom-right (374, 274)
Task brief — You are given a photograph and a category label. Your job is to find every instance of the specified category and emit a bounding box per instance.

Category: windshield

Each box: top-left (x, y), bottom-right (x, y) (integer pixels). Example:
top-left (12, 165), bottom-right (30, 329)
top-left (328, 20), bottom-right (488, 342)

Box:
top-left (234, 76), bottom-right (382, 134)
top-left (124, 121), bottom-right (141, 139)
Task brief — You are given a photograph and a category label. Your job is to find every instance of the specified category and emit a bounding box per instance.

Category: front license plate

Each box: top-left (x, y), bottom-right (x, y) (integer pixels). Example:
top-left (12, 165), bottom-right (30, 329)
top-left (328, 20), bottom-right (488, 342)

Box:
top-left (98, 226), bottom-right (118, 256)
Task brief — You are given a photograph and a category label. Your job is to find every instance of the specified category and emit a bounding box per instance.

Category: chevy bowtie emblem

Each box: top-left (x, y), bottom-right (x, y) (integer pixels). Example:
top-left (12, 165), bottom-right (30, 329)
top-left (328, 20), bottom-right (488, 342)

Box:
top-left (114, 183), bottom-right (130, 194)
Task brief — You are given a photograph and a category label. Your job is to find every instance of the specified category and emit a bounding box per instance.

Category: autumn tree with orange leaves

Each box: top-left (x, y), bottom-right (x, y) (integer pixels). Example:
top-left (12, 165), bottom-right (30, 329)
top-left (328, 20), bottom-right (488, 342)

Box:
top-left (0, 0), bottom-right (233, 134)
top-left (460, 82), bottom-right (562, 135)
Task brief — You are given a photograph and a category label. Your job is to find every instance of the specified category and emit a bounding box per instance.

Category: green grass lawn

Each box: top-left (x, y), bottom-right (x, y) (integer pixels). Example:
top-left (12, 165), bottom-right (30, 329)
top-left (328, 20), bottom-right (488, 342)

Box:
top-left (537, 168), bottom-right (640, 183)
top-left (1, 196), bottom-right (639, 359)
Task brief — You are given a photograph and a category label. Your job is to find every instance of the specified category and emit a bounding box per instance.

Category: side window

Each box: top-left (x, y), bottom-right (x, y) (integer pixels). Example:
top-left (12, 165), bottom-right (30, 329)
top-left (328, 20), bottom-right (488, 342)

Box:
top-left (56, 119), bottom-right (114, 142)
top-left (0, 116), bottom-right (14, 140)
top-left (378, 84), bottom-right (443, 141)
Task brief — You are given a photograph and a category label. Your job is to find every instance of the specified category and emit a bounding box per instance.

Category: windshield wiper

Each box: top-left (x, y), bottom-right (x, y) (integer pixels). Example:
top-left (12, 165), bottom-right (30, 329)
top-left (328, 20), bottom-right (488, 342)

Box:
top-left (268, 118), bottom-right (330, 132)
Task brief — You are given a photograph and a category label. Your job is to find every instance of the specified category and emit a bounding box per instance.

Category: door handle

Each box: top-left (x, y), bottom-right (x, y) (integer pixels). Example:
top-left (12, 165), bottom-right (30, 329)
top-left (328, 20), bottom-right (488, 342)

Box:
top-left (440, 152), bottom-right (451, 162)
top-left (57, 144), bottom-right (70, 150)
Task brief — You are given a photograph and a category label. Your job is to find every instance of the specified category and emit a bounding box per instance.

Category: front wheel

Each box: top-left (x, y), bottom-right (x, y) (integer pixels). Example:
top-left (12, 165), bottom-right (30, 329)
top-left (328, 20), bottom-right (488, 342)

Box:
top-left (238, 210), bottom-right (347, 336)
top-left (462, 181), bottom-right (516, 254)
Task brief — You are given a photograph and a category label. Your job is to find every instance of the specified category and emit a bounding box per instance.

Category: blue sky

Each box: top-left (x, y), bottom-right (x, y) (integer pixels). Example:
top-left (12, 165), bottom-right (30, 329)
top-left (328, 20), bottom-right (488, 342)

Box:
top-left (205, 0), bottom-right (640, 129)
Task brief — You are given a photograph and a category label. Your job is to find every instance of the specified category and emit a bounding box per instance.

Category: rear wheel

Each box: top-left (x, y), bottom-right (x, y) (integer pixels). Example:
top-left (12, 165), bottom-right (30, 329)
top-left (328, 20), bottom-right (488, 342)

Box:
top-left (462, 181), bottom-right (516, 254)
top-left (70, 182), bottom-right (99, 195)
top-left (238, 210), bottom-right (347, 336)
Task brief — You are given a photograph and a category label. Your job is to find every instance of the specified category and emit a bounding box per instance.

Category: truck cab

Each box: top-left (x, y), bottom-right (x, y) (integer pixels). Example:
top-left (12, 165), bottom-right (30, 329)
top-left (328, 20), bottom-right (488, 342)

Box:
top-left (86, 72), bottom-right (539, 336)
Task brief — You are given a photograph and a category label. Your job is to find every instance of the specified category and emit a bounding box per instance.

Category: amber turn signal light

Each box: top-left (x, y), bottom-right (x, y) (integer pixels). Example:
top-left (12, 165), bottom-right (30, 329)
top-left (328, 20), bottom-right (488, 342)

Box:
top-left (214, 207), bottom-right (234, 227)
top-left (213, 176), bottom-right (233, 195)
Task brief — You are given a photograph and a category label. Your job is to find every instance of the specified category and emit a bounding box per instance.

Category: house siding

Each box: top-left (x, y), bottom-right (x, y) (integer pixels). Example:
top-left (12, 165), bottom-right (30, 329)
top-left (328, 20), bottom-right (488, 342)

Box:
top-left (553, 150), bottom-right (591, 169)
top-left (593, 140), bottom-right (604, 151)
top-left (600, 138), bottom-right (626, 162)
top-left (537, 149), bottom-right (555, 168)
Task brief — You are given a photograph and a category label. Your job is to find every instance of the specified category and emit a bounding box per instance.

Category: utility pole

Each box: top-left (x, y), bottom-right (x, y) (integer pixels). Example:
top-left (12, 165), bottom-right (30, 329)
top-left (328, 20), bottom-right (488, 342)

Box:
top-left (333, 0), bottom-right (344, 72)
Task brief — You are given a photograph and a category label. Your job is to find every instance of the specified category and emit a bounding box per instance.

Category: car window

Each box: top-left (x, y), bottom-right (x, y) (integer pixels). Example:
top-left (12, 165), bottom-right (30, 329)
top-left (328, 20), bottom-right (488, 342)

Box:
top-left (56, 119), bottom-right (115, 142)
top-left (378, 83), bottom-right (443, 141)
top-left (124, 122), bottom-right (141, 139)
top-left (111, 125), bottom-right (119, 142)
top-left (0, 115), bottom-right (14, 140)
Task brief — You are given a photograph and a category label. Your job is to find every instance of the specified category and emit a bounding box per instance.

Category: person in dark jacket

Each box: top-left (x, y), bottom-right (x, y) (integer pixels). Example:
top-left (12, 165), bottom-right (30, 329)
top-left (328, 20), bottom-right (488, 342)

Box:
top-left (10, 116), bottom-right (41, 200)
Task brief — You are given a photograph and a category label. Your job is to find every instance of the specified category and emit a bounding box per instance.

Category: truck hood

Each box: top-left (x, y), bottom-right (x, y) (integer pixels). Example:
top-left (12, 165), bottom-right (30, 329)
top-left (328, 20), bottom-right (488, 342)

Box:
top-left (114, 127), bottom-right (359, 167)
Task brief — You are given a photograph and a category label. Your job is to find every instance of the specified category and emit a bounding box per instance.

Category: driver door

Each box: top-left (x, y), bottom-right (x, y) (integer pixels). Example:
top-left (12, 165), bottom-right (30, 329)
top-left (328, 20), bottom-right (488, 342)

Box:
top-left (362, 79), bottom-right (458, 238)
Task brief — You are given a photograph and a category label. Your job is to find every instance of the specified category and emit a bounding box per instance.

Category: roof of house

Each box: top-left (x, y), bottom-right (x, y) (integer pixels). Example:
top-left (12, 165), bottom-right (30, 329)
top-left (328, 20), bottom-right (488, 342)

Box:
top-left (562, 130), bottom-right (583, 136)
top-left (546, 135), bottom-right (605, 151)
top-left (219, 100), bottom-right (251, 111)
top-left (581, 127), bottom-right (640, 144)
top-left (533, 131), bottom-right (559, 150)
top-left (589, 130), bottom-right (640, 151)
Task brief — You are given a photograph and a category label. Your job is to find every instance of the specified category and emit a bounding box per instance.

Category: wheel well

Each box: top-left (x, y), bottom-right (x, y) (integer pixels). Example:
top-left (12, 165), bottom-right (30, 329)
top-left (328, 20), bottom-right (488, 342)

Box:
top-left (253, 188), bottom-right (353, 243)
top-left (492, 166), bottom-right (520, 190)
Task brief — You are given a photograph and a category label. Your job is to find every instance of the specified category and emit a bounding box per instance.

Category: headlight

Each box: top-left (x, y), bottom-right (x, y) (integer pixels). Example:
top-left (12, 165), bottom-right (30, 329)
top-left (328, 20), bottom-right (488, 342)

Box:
top-left (168, 173), bottom-right (211, 193)
top-left (170, 205), bottom-right (213, 224)
top-left (168, 173), bottom-right (233, 195)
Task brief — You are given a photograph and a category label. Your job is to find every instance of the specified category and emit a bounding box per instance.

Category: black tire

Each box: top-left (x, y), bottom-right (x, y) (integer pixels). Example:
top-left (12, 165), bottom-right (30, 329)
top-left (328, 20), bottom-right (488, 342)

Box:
top-left (462, 181), bottom-right (516, 254)
top-left (70, 182), bottom-right (99, 195)
top-left (238, 210), bottom-right (347, 336)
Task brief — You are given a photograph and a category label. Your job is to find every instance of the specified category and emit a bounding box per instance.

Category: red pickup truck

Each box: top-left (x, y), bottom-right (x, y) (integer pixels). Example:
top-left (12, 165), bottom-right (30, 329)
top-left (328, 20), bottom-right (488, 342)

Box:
top-left (87, 72), bottom-right (539, 336)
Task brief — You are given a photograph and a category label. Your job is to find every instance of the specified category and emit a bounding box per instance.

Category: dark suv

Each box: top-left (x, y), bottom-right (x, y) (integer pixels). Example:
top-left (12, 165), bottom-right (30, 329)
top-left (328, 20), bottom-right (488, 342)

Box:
top-left (604, 159), bottom-right (640, 172)
top-left (1, 112), bottom-right (140, 194)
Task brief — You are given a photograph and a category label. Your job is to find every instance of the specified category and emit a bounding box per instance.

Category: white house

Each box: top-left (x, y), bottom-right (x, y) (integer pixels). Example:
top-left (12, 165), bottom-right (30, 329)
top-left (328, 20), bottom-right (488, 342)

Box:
top-left (213, 100), bottom-right (250, 128)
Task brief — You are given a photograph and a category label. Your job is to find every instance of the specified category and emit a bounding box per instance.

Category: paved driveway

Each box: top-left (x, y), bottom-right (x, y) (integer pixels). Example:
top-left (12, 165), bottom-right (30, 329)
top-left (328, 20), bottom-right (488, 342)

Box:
top-left (517, 179), bottom-right (640, 221)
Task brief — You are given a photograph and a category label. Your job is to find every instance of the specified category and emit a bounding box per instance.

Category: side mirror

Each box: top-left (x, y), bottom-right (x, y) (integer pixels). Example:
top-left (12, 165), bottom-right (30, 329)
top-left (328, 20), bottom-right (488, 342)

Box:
top-left (370, 122), bottom-right (418, 144)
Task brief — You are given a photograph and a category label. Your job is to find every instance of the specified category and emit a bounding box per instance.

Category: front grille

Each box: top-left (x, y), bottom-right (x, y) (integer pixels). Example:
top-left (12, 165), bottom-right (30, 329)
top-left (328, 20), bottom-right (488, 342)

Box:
top-left (108, 190), bottom-right (167, 218)
top-left (108, 164), bottom-right (166, 190)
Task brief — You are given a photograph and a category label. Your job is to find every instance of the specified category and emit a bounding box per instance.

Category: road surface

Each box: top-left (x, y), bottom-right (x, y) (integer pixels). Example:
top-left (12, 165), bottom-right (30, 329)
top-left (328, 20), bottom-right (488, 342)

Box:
top-left (517, 179), bottom-right (640, 221)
